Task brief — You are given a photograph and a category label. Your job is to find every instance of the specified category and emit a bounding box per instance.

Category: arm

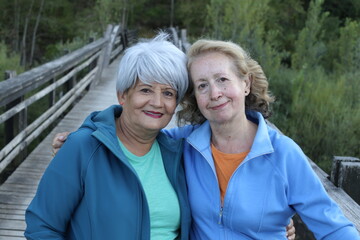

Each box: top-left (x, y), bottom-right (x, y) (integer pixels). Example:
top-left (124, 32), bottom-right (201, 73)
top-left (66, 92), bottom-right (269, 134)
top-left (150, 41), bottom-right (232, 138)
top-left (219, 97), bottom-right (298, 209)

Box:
top-left (284, 140), bottom-right (359, 239)
top-left (26, 131), bottom-right (87, 239)
top-left (162, 124), bottom-right (198, 139)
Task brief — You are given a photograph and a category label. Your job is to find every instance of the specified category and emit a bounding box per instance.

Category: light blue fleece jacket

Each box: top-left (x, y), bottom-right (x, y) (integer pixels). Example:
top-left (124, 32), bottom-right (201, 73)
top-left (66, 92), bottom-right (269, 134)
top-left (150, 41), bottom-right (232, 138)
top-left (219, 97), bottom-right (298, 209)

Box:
top-left (164, 110), bottom-right (360, 240)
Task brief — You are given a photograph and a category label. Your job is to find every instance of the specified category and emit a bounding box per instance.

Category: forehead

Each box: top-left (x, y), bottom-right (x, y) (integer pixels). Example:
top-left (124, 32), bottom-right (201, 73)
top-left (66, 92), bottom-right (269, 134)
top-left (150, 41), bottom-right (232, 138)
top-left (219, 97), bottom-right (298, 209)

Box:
top-left (190, 52), bottom-right (235, 78)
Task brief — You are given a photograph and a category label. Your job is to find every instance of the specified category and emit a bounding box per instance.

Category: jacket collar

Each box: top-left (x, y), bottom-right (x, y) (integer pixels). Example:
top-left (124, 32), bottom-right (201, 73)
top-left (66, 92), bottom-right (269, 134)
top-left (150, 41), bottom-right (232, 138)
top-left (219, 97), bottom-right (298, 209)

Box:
top-left (88, 105), bottom-right (183, 160)
top-left (186, 111), bottom-right (274, 162)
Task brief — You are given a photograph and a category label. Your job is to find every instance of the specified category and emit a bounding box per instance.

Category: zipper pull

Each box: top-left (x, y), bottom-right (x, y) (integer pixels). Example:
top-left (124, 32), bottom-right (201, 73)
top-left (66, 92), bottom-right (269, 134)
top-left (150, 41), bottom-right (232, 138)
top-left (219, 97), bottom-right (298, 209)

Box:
top-left (218, 207), bottom-right (223, 225)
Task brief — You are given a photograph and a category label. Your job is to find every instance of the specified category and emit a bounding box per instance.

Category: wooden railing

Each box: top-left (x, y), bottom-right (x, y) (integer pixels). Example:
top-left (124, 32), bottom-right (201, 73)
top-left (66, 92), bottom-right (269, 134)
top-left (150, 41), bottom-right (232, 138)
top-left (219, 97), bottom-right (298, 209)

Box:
top-left (0, 24), bottom-right (137, 180)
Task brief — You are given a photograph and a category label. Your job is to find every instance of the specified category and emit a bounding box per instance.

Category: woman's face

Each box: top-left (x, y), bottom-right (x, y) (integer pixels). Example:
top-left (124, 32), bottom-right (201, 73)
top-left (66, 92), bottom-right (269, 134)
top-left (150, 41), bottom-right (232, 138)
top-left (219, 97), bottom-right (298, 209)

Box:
top-left (190, 52), bottom-right (250, 125)
top-left (118, 80), bottom-right (177, 132)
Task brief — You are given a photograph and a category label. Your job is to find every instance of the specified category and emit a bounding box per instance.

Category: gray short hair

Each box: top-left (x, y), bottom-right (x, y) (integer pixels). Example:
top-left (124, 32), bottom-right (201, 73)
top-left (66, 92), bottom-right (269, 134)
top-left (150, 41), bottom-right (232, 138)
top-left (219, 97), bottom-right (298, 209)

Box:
top-left (116, 32), bottom-right (189, 103)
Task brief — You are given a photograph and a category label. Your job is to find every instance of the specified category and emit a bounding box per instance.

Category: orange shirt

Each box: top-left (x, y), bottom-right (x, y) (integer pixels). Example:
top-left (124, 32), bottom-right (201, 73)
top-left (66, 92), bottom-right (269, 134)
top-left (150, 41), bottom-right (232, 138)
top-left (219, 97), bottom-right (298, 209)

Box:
top-left (211, 144), bottom-right (249, 203)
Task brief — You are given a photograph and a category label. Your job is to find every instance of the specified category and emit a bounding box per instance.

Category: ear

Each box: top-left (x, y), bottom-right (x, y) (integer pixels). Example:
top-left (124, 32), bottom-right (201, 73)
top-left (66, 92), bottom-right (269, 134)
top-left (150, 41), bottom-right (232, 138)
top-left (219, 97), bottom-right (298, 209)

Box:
top-left (117, 91), bottom-right (126, 105)
top-left (244, 74), bottom-right (252, 96)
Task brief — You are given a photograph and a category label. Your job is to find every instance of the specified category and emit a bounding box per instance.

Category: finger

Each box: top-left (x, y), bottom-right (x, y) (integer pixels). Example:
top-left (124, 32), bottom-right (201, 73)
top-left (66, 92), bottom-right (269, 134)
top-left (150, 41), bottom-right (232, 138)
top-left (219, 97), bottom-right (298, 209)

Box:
top-left (286, 226), bottom-right (296, 239)
top-left (52, 132), bottom-right (69, 147)
top-left (290, 218), bottom-right (294, 227)
top-left (288, 233), bottom-right (296, 240)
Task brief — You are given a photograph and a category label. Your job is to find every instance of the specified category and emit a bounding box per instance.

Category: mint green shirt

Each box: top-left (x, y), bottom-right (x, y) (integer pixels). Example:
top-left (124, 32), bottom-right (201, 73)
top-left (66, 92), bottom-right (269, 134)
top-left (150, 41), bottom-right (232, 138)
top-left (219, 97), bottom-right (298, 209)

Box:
top-left (118, 139), bottom-right (180, 240)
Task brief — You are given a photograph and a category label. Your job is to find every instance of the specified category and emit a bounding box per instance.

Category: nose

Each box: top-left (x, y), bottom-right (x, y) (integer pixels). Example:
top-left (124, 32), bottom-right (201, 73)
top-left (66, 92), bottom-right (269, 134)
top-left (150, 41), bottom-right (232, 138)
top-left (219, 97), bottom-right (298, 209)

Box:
top-left (209, 83), bottom-right (223, 100)
top-left (150, 91), bottom-right (162, 107)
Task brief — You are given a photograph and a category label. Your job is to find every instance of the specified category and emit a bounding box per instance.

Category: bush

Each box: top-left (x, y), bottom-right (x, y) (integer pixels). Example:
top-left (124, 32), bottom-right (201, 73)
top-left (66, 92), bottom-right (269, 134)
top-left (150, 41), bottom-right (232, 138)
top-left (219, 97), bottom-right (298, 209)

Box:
top-left (0, 42), bottom-right (24, 81)
top-left (275, 67), bottom-right (360, 173)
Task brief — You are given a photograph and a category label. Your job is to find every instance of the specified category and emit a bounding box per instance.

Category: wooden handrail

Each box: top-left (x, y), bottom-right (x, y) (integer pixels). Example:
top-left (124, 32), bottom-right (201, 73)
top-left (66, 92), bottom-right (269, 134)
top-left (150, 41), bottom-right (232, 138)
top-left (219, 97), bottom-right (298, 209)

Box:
top-left (0, 24), bottom-right (138, 178)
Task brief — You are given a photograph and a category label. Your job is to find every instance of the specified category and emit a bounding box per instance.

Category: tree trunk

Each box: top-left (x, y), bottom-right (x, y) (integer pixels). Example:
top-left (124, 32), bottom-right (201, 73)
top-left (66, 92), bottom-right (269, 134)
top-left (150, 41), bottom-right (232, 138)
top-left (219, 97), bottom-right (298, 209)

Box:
top-left (14, 0), bottom-right (21, 52)
top-left (30, 0), bottom-right (45, 67)
top-left (121, 0), bottom-right (128, 28)
top-left (20, 0), bottom-right (35, 67)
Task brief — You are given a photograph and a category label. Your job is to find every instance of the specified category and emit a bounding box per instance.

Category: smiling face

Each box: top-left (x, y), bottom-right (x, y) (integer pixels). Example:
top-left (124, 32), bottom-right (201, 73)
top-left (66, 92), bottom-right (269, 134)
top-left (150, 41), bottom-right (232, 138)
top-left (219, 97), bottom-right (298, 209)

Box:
top-left (118, 80), bottom-right (177, 132)
top-left (190, 52), bottom-right (250, 125)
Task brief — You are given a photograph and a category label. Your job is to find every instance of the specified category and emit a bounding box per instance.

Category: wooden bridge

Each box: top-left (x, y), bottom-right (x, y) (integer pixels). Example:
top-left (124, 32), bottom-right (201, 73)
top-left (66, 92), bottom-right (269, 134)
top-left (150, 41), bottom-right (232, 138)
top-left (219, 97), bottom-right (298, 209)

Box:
top-left (0, 25), bottom-right (359, 239)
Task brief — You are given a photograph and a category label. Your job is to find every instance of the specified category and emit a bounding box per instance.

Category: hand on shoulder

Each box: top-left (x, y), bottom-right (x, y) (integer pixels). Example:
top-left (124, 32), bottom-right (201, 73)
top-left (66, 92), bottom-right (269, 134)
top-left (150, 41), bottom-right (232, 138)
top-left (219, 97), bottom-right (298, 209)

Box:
top-left (52, 132), bottom-right (70, 156)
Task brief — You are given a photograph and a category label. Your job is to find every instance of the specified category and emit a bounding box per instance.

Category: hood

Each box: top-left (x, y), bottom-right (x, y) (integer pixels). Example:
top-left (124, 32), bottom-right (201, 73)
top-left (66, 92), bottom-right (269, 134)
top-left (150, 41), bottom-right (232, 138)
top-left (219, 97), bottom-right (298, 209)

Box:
top-left (78, 105), bottom-right (122, 154)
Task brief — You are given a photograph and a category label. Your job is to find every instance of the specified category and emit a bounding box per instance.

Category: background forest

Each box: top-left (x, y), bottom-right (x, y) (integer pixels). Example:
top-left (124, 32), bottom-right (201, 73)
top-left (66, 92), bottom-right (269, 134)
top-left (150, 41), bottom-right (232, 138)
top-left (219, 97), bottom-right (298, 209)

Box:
top-left (0, 0), bottom-right (359, 173)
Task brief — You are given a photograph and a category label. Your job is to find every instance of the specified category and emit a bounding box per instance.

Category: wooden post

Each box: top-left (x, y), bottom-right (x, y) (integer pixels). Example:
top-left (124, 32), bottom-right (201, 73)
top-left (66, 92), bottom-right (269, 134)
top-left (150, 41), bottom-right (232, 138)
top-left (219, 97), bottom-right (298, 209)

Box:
top-left (180, 29), bottom-right (191, 53)
top-left (92, 24), bottom-right (114, 88)
top-left (63, 49), bottom-right (76, 94)
top-left (49, 78), bottom-right (56, 107)
top-left (4, 71), bottom-right (21, 144)
top-left (331, 156), bottom-right (360, 205)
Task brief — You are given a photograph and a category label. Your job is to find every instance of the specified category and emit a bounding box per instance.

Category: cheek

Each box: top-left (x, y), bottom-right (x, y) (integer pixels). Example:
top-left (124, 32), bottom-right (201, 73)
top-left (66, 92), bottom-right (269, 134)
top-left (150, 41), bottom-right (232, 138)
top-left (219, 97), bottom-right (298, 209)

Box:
top-left (165, 100), bottom-right (177, 114)
top-left (195, 94), bottom-right (208, 110)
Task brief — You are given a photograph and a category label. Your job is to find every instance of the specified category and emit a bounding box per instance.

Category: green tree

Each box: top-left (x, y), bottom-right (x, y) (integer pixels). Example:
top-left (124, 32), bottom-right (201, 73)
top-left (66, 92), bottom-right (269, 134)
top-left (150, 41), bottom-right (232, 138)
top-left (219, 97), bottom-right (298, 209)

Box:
top-left (291, 0), bottom-right (328, 70)
top-left (0, 42), bottom-right (24, 81)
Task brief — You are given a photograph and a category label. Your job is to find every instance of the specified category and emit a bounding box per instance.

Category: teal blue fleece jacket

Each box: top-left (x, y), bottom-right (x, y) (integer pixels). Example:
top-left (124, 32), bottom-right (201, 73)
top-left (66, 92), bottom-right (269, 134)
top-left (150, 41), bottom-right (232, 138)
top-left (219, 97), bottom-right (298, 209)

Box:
top-left (25, 105), bottom-right (191, 240)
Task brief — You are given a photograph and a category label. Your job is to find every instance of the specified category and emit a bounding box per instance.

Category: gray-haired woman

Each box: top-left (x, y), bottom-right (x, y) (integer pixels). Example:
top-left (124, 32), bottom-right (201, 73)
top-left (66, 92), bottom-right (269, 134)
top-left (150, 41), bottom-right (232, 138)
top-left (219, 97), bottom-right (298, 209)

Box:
top-left (25, 33), bottom-right (191, 239)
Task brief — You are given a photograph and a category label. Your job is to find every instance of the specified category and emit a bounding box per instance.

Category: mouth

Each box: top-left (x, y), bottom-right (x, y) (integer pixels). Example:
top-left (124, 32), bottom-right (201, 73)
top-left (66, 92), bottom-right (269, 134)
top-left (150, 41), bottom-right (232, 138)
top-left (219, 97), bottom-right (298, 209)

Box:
top-left (209, 102), bottom-right (228, 110)
top-left (143, 111), bottom-right (163, 119)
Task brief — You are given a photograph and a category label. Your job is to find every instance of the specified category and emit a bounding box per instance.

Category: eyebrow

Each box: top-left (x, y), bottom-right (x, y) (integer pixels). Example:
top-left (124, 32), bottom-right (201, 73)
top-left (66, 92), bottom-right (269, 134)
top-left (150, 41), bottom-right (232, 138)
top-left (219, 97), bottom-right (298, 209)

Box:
top-left (194, 72), bottom-right (227, 82)
top-left (137, 83), bottom-right (176, 91)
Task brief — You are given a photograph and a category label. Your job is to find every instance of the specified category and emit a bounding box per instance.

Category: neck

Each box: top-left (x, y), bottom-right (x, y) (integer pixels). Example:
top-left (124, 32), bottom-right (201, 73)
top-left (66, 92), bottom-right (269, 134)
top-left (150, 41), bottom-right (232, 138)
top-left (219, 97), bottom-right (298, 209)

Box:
top-left (116, 115), bottom-right (158, 156)
top-left (210, 114), bottom-right (257, 154)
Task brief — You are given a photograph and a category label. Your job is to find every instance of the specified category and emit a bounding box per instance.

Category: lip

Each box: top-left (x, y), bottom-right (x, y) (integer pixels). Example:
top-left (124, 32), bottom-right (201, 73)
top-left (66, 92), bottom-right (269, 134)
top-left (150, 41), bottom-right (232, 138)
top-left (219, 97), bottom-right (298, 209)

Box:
top-left (143, 111), bottom-right (163, 118)
top-left (209, 102), bottom-right (228, 110)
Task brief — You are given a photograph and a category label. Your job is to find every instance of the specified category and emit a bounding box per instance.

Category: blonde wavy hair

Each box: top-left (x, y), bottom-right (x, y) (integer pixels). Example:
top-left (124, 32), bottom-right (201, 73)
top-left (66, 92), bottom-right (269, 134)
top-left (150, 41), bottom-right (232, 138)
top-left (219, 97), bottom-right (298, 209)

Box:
top-left (177, 39), bottom-right (275, 125)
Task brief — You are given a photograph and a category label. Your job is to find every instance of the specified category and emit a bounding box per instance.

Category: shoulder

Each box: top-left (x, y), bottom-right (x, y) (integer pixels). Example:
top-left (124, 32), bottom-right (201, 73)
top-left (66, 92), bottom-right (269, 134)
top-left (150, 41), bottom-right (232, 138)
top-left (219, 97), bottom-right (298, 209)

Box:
top-left (51, 128), bottom-right (102, 173)
top-left (162, 124), bottom-right (199, 139)
top-left (265, 125), bottom-right (311, 172)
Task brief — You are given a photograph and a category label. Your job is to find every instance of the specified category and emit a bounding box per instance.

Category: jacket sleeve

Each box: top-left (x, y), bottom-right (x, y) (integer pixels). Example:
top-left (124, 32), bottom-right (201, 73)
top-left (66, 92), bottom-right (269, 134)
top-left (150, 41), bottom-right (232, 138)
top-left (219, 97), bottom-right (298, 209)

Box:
top-left (25, 131), bottom-right (89, 239)
top-left (162, 124), bottom-right (196, 139)
top-left (283, 138), bottom-right (360, 240)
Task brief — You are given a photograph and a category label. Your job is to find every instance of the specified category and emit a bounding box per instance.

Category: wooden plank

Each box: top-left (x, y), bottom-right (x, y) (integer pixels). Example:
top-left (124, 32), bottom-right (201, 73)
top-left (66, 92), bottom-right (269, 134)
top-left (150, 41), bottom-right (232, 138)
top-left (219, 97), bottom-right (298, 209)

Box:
top-left (0, 229), bottom-right (26, 240)
top-left (0, 213), bottom-right (24, 221)
top-left (0, 218), bottom-right (26, 230)
top-left (0, 229), bottom-right (25, 237)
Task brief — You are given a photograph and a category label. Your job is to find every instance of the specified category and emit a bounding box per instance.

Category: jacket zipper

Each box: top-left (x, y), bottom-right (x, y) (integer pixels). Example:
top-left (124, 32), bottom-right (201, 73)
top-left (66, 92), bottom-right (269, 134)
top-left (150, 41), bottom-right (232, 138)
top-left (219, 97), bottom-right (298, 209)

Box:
top-left (218, 206), bottom-right (223, 225)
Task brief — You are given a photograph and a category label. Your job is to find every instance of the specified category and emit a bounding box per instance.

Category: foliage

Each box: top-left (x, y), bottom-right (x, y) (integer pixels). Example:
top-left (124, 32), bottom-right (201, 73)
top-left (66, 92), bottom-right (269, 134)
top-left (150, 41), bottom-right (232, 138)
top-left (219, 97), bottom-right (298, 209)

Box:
top-left (334, 19), bottom-right (360, 74)
top-left (43, 32), bottom-right (100, 62)
top-left (0, 42), bottom-right (24, 81)
top-left (285, 68), bottom-right (360, 172)
top-left (175, 0), bottom-right (209, 36)
top-left (291, 0), bottom-right (328, 70)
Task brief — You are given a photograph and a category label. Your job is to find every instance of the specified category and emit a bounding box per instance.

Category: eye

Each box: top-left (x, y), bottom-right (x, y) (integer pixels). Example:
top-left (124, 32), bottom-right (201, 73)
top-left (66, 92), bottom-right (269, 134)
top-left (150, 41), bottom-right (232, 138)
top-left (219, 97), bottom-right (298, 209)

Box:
top-left (140, 88), bottom-right (152, 93)
top-left (197, 83), bottom-right (208, 90)
top-left (163, 90), bottom-right (177, 98)
top-left (218, 77), bottom-right (228, 83)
